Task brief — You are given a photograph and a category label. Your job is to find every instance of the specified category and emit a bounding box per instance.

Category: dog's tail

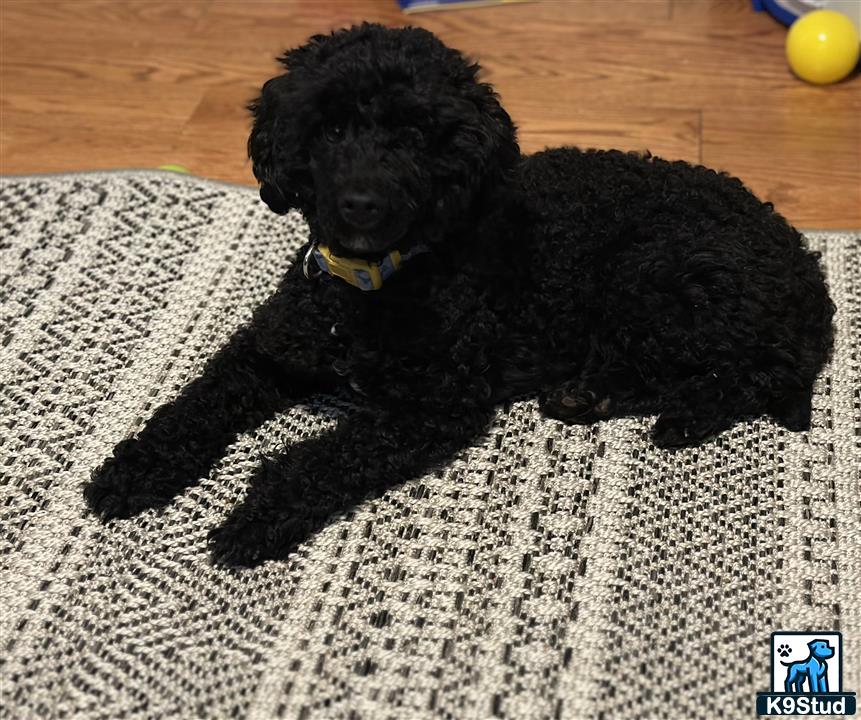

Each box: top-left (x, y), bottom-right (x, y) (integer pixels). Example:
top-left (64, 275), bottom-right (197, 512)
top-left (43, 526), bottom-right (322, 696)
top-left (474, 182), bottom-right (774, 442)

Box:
top-left (780, 661), bottom-right (794, 667)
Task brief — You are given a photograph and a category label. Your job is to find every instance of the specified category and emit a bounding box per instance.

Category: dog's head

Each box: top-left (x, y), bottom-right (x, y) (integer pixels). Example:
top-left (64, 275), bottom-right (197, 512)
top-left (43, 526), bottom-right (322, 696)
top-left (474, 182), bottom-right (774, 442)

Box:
top-left (248, 23), bottom-right (519, 259)
top-left (809, 640), bottom-right (834, 660)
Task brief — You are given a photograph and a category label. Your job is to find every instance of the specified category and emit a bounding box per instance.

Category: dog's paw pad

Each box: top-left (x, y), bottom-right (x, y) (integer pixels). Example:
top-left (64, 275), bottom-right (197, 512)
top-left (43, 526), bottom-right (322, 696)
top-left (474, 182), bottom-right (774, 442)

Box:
top-left (594, 396), bottom-right (613, 416)
top-left (540, 387), bottom-right (611, 424)
top-left (777, 644), bottom-right (792, 658)
top-left (557, 388), bottom-right (596, 410)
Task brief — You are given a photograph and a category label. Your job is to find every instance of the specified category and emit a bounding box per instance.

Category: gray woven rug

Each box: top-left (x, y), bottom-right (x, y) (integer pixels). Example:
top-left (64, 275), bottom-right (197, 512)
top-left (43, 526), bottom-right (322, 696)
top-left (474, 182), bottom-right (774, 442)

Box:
top-left (1, 171), bottom-right (859, 720)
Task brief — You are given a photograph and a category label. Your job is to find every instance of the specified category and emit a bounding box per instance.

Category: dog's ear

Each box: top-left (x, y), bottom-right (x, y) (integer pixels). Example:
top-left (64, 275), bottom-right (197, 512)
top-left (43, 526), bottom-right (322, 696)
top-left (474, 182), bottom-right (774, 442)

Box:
top-left (463, 79), bottom-right (520, 180)
top-left (435, 68), bottom-right (520, 203)
top-left (248, 27), bottom-right (383, 216)
top-left (247, 66), bottom-right (313, 215)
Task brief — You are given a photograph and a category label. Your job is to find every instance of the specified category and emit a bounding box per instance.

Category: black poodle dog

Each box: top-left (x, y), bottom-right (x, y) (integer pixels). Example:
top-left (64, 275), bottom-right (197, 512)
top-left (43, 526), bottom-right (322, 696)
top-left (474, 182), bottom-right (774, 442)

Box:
top-left (85, 24), bottom-right (834, 566)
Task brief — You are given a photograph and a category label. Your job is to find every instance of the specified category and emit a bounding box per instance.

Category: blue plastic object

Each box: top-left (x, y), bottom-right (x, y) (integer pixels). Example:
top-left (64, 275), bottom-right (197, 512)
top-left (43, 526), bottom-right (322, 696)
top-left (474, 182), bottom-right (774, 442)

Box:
top-left (752, 0), bottom-right (804, 26)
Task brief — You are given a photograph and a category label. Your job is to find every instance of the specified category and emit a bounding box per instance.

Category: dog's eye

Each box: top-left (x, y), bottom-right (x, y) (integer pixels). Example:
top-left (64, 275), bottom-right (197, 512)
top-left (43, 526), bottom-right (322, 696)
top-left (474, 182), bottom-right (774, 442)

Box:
top-left (399, 127), bottom-right (425, 147)
top-left (324, 123), bottom-right (344, 142)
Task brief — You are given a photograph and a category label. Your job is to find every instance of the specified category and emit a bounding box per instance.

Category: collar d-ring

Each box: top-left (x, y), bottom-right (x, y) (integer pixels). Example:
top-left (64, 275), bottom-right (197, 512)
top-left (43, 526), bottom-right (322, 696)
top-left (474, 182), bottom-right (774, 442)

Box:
top-left (303, 243), bottom-right (321, 281)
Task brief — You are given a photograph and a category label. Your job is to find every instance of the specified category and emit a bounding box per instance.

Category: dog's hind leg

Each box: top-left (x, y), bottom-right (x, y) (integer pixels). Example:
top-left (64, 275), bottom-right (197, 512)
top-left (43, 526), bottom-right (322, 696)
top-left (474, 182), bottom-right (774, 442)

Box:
top-left (540, 384), bottom-right (613, 424)
top-left (768, 385), bottom-right (813, 431)
top-left (782, 662), bottom-right (805, 693)
top-left (651, 376), bottom-right (742, 448)
top-left (539, 347), bottom-right (646, 425)
top-left (652, 409), bottom-right (735, 448)
top-left (539, 344), bottom-right (637, 425)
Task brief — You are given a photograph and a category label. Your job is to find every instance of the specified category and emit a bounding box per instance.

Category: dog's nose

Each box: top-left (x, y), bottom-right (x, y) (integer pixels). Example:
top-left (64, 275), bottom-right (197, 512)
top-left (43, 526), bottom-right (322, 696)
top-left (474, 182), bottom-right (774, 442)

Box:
top-left (338, 190), bottom-right (385, 229)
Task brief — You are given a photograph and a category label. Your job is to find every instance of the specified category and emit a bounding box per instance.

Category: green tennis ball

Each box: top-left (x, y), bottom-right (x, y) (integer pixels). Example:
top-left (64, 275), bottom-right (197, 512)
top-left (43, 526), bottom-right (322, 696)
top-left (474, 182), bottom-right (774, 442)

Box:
top-left (158, 164), bottom-right (190, 174)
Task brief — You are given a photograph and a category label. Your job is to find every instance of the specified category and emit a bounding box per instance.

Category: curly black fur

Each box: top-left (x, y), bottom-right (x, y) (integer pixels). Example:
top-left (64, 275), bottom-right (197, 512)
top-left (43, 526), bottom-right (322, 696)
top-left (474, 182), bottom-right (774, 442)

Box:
top-left (85, 24), bottom-right (834, 566)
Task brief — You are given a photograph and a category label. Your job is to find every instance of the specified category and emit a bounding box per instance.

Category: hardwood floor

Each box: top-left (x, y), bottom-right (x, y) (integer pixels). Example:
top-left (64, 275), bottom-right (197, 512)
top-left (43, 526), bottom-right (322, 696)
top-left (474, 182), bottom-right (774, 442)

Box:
top-left (1, 0), bottom-right (859, 226)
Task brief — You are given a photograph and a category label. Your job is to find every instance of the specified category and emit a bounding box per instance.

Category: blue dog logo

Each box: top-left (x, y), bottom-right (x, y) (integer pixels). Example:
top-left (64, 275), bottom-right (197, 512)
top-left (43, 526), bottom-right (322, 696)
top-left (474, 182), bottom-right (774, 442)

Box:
top-left (782, 639), bottom-right (834, 693)
top-left (756, 631), bottom-right (856, 716)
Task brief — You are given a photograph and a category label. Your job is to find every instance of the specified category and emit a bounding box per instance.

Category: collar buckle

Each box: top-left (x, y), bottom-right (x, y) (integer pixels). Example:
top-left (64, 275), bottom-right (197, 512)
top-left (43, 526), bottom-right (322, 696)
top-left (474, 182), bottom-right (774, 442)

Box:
top-left (305, 243), bottom-right (429, 291)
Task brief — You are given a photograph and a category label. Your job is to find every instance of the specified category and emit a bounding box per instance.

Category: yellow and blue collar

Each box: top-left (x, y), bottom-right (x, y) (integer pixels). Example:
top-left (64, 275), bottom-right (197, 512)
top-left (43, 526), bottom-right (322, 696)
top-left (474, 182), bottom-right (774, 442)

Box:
top-left (303, 243), bottom-right (429, 291)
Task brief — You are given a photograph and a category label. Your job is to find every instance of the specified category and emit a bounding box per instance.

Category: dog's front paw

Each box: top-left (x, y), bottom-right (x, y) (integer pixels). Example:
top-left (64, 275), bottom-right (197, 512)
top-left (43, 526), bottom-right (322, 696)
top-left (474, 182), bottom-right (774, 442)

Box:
top-left (84, 440), bottom-right (176, 520)
top-left (208, 513), bottom-right (305, 568)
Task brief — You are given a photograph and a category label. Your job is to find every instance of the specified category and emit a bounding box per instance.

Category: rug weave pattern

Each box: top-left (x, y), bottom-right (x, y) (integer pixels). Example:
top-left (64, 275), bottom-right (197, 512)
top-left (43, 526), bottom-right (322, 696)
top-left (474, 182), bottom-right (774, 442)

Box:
top-left (1, 172), bottom-right (859, 720)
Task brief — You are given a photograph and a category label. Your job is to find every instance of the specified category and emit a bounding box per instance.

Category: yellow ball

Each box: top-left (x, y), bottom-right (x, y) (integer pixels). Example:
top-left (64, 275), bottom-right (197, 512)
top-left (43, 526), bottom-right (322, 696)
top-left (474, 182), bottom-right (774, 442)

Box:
top-left (786, 10), bottom-right (860, 85)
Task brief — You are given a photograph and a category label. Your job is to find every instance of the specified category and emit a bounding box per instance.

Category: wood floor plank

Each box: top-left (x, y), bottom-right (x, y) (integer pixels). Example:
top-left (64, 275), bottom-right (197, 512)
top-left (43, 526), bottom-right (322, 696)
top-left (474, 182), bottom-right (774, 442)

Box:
top-left (517, 108), bottom-right (701, 160)
top-left (1, 0), bottom-right (209, 43)
top-left (174, 83), bottom-right (256, 181)
top-left (1, 122), bottom-right (185, 175)
top-left (1, 0), bottom-right (858, 227)
top-left (703, 107), bottom-right (861, 227)
top-left (201, 0), bottom-right (671, 28)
